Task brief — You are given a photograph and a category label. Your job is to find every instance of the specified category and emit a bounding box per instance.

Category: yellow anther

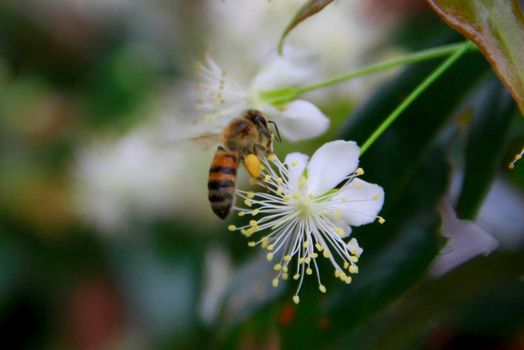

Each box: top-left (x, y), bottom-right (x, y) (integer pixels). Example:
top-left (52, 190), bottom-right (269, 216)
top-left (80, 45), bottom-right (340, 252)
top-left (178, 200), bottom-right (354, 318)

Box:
top-left (244, 199), bottom-right (252, 207)
top-left (293, 273), bottom-right (300, 280)
top-left (247, 191), bottom-right (255, 199)
top-left (350, 256), bottom-right (359, 263)
top-left (291, 160), bottom-right (298, 166)
top-left (343, 262), bottom-right (349, 269)
top-left (249, 220), bottom-right (257, 227)
top-left (312, 253), bottom-right (318, 259)
top-left (249, 178), bottom-right (260, 185)
top-left (323, 250), bottom-right (330, 258)
top-left (228, 225), bottom-right (237, 231)
top-left (349, 265), bottom-right (359, 274)
top-left (283, 195), bottom-right (290, 201)
top-left (334, 227), bottom-right (345, 237)
top-left (378, 216), bottom-right (386, 224)
top-left (267, 244), bottom-right (274, 251)
top-left (282, 266), bottom-right (288, 272)
top-left (315, 243), bottom-right (323, 251)
top-left (306, 268), bottom-right (313, 275)
top-left (283, 255), bottom-right (292, 262)
top-left (274, 264), bottom-right (282, 271)
top-left (261, 238), bottom-right (269, 249)
top-left (267, 253), bottom-right (274, 261)
top-left (304, 257), bottom-right (311, 264)
top-left (319, 285), bottom-right (327, 293)
top-left (264, 175), bottom-right (271, 181)
top-left (299, 176), bottom-right (307, 186)
top-left (334, 269), bottom-right (341, 278)
top-left (345, 276), bottom-right (352, 284)
top-left (240, 229), bottom-right (248, 236)
top-left (267, 154), bottom-right (276, 161)
top-left (251, 209), bottom-right (260, 216)
top-left (293, 193), bottom-right (300, 199)
top-left (303, 241), bottom-right (309, 249)
top-left (272, 278), bottom-right (279, 288)
top-left (293, 295), bottom-right (300, 304)
top-left (282, 273), bottom-right (289, 280)
top-left (238, 211), bottom-right (246, 217)
top-left (356, 167), bottom-right (365, 176)
top-left (276, 188), bottom-right (283, 195)
top-left (298, 257), bottom-right (305, 264)
top-left (276, 177), bottom-right (283, 184)
top-left (244, 154), bottom-right (262, 178)
top-left (248, 241), bottom-right (256, 247)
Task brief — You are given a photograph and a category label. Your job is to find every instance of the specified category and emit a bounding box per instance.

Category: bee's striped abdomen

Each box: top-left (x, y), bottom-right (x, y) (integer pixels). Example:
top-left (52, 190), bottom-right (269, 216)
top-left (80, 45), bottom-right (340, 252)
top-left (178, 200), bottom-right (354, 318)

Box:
top-left (208, 149), bottom-right (238, 219)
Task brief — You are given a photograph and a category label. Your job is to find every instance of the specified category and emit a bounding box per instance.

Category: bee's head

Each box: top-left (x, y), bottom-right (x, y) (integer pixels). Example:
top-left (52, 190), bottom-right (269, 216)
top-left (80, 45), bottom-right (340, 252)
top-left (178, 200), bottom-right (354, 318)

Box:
top-left (246, 109), bottom-right (269, 129)
top-left (245, 109), bottom-right (281, 142)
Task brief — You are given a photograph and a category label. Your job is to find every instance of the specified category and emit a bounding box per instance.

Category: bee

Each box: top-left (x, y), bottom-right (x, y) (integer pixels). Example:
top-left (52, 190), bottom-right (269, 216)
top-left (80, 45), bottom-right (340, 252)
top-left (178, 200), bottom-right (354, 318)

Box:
top-left (208, 109), bottom-right (280, 219)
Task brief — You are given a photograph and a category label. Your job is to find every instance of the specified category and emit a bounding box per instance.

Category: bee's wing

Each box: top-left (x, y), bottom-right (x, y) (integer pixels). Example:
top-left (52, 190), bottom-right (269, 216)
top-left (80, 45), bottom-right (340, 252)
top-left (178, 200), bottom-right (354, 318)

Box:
top-left (151, 131), bottom-right (223, 151)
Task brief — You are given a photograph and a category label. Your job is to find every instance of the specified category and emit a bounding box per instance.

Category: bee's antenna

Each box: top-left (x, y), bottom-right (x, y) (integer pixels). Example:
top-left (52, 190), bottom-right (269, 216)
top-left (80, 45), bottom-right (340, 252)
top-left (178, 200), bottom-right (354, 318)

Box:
top-left (268, 120), bottom-right (282, 142)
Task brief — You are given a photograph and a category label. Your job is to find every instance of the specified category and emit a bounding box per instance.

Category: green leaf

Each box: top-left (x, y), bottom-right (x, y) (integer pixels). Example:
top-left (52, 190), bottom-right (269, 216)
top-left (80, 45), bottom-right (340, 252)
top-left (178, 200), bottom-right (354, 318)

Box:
top-left (339, 251), bottom-right (524, 350)
top-left (427, 0), bottom-right (524, 115)
top-left (456, 78), bottom-right (516, 219)
top-left (277, 0), bottom-right (334, 55)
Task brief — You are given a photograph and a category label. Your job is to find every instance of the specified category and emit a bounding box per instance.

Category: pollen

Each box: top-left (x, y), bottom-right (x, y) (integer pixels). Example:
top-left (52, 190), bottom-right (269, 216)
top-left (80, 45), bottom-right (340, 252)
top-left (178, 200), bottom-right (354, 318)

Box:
top-left (303, 241), bottom-right (310, 249)
top-left (282, 273), bottom-right (289, 280)
top-left (323, 250), bottom-right (330, 258)
top-left (267, 154), bottom-right (276, 162)
top-left (378, 216), bottom-right (386, 224)
top-left (244, 154), bottom-right (262, 178)
top-left (283, 195), bottom-right (290, 201)
top-left (228, 225), bottom-right (237, 231)
top-left (293, 295), bottom-right (300, 304)
top-left (267, 253), bottom-right (274, 261)
top-left (248, 241), bottom-right (256, 247)
top-left (276, 188), bottom-right (284, 195)
top-left (319, 285), bottom-right (327, 293)
top-left (293, 273), bottom-right (300, 280)
top-left (315, 243), bottom-right (323, 251)
top-left (247, 191), bottom-right (255, 199)
top-left (267, 244), bottom-right (274, 251)
top-left (244, 199), bottom-right (253, 207)
top-left (264, 175), bottom-right (271, 181)
top-left (276, 177), bottom-right (283, 184)
top-left (238, 211), bottom-right (246, 217)
top-left (349, 265), bottom-right (359, 274)
top-left (274, 264), bottom-right (282, 271)
top-left (306, 268), bottom-right (313, 275)
top-left (249, 220), bottom-right (258, 227)
top-left (284, 255), bottom-right (292, 262)
top-left (272, 278), bottom-right (279, 288)
top-left (251, 209), bottom-right (260, 216)
top-left (356, 167), bottom-right (365, 176)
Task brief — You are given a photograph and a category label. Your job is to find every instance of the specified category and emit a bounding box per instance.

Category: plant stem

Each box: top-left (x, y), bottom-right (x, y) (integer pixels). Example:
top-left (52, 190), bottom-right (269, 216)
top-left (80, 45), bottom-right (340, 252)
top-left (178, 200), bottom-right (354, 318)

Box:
top-left (296, 41), bottom-right (477, 94)
top-left (360, 41), bottom-right (474, 155)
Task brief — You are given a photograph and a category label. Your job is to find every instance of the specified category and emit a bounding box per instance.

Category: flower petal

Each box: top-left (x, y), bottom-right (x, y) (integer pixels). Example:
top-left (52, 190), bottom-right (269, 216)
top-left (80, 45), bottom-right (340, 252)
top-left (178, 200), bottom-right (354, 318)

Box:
top-left (250, 46), bottom-right (318, 91)
top-left (306, 140), bottom-right (360, 196)
top-left (331, 178), bottom-right (384, 226)
top-left (273, 100), bottom-right (329, 142)
top-left (284, 152), bottom-right (309, 194)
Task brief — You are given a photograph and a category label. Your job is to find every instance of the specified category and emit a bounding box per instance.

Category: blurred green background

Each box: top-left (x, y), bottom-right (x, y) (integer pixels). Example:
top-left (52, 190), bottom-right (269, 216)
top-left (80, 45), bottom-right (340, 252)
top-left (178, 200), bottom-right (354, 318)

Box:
top-left (1, 1), bottom-right (523, 349)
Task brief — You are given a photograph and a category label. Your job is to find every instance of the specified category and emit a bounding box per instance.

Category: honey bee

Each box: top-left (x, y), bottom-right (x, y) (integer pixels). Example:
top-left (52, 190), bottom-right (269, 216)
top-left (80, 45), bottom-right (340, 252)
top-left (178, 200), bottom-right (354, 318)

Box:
top-left (208, 109), bottom-right (279, 219)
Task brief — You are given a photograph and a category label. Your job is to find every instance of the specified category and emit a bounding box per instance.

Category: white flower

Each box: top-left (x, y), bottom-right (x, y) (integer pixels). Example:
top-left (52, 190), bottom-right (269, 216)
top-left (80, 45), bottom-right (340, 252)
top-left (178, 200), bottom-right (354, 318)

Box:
top-left (227, 140), bottom-right (385, 303)
top-left (196, 47), bottom-right (329, 142)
